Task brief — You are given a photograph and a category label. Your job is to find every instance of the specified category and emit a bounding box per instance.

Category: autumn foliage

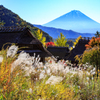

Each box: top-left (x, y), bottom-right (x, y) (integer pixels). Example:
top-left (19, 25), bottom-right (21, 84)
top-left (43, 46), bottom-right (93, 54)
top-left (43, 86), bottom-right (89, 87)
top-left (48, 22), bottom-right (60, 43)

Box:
top-left (73, 35), bottom-right (82, 47)
top-left (54, 33), bottom-right (69, 47)
top-left (1, 45), bottom-right (100, 99)
top-left (45, 42), bottom-right (55, 47)
top-left (85, 36), bottom-right (100, 49)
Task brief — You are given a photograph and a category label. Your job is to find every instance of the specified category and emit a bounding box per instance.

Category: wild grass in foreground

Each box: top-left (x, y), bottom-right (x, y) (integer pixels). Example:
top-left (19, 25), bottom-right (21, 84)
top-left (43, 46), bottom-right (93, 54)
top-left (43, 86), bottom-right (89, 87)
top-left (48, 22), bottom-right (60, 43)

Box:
top-left (0, 45), bottom-right (100, 100)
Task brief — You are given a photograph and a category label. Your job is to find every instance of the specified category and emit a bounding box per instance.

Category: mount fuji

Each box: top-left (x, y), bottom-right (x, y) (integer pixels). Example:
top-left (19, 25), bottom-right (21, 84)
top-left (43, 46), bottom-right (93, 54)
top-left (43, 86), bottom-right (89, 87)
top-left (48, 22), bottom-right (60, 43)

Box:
top-left (43, 10), bottom-right (100, 33)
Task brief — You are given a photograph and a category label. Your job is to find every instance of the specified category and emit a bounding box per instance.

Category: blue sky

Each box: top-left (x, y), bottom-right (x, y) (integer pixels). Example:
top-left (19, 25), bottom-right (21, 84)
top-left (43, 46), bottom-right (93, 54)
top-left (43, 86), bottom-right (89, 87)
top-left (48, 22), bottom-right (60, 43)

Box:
top-left (0, 0), bottom-right (100, 25)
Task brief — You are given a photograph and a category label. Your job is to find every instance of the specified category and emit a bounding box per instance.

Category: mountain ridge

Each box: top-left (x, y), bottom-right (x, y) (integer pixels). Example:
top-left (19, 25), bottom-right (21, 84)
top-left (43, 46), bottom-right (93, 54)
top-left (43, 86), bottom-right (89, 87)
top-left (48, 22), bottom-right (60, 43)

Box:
top-left (33, 24), bottom-right (95, 39)
top-left (43, 10), bottom-right (100, 33)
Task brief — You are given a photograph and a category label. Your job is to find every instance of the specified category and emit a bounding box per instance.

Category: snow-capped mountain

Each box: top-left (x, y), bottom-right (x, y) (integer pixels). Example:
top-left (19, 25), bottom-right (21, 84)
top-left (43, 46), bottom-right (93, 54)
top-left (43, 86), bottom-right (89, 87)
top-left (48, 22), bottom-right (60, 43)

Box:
top-left (43, 10), bottom-right (100, 33)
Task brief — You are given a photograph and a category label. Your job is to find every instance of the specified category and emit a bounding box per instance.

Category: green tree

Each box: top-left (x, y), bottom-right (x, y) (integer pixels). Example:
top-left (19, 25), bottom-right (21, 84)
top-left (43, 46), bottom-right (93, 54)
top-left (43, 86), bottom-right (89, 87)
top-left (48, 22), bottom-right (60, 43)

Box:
top-left (95, 31), bottom-right (100, 38)
top-left (54, 33), bottom-right (69, 47)
top-left (75, 46), bottom-right (100, 78)
top-left (34, 29), bottom-right (46, 46)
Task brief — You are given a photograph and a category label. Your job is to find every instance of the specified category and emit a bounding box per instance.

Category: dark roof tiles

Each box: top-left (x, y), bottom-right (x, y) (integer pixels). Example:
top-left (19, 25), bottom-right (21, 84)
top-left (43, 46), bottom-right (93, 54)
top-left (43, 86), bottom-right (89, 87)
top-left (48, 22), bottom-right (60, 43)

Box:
top-left (67, 39), bottom-right (89, 61)
top-left (0, 26), bottom-right (26, 33)
top-left (0, 26), bottom-right (52, 57)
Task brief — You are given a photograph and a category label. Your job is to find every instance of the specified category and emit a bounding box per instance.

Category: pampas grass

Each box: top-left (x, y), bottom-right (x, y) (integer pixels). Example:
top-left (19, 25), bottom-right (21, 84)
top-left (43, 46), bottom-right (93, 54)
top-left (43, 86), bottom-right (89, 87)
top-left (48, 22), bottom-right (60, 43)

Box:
top-left (0, 45), bottom-right (100, 99)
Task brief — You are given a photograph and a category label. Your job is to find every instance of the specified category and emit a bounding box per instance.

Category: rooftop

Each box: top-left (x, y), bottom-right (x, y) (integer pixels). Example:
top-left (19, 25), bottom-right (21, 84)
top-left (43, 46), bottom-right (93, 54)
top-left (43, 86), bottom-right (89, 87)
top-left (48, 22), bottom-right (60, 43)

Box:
top-left (0, 26), bottom-right (28, 33)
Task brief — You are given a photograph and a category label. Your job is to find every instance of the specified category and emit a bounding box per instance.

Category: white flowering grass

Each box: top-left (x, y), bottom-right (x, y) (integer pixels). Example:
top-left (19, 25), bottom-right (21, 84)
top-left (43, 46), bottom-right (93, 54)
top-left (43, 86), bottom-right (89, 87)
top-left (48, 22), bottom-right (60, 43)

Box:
top-left (26, 88), bottom-right (33, 93)
top-left (0, 56), bottom-right (3, 63)
top-left (39, 71), bottom-right (46, 80)
top-left (11, 51), bottom-right (42, 76)
top-left (6, 45), bottom-right (97, 84)
top-left (7, 45), bottom-right (18, 57)
top-left (46, 75), bottom-right (63, 85)
top-left (1, 45), bottom-right (100, 100)
top-left (8, 45), bottom-right (95, 84)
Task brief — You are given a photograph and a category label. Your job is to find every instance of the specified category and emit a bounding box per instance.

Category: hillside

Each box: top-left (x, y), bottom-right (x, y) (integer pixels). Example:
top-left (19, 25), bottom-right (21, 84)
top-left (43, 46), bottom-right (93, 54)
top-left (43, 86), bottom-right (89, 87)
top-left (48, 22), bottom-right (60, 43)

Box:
top-left (43, 10), bottom-right (100, 33)
top-left (0, 5), bottom-right (53, 42)
top-left (33, 24), bottom-right (95, 39)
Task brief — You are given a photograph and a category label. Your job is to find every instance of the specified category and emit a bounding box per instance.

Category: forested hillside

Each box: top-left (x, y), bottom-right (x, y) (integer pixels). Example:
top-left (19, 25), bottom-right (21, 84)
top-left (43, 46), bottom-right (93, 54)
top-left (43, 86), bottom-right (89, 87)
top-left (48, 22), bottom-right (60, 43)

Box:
top-left (0, 5), bottom-right (53, 42)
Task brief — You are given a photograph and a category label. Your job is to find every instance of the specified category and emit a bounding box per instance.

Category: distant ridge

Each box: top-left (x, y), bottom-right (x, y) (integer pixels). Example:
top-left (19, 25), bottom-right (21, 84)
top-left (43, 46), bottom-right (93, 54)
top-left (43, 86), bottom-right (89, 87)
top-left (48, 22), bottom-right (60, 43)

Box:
top-left (33, 24), bottom-right (95, 39)
top-left (43, 10), bottom-right (100, 33)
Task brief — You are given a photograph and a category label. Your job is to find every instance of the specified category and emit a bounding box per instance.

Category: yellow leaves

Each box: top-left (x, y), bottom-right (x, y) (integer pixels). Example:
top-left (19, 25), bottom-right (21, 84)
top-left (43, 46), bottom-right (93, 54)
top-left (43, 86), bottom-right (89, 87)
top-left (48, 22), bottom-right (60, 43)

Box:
top-left (0, 60), bottom-right (11, 84)
top-left (36, 29), bottom-right (42, 40)
top-left (78, 46), bottom-right (100, 65)
top-left (74, 42), bottom-right (77, 45)
top-left (70, 47), bottom-right (73, 50)
top-left (54, 33), bottom-right (69, 47)
top-left (35, 29), bottom-right (46, 46)
top-left (41, 37), bottom-right (46, 45)
top-left (33, 80), bottom-right (75, 100)
top-left (0, 48), bottom-right (28, 99)
top-left (73, 35), bottom-right (82, 47)
top-left (0, 59), bottom-right (14, 93)
top-left (55, 82), bottom-right (75, 99)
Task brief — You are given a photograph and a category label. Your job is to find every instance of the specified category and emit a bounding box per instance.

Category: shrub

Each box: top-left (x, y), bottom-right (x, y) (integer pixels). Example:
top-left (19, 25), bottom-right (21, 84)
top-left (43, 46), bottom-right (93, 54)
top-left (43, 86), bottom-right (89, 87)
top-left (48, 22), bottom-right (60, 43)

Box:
top-left (45, 42), bottom-right (55, 47)
top-left (75, 46), bottom-right (100, 78)
top-left (54, 33), bottom-right (69, 47)
top-left (85, 36), bottom-right (100, 49)
top-left (0, 47), bottom-right (29, 99)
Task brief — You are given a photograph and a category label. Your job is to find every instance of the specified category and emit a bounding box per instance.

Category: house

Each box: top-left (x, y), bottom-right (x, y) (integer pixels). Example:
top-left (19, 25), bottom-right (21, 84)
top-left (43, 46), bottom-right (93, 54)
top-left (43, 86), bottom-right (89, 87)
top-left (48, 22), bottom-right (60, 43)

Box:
top-left (67, 38), bottom-right (90, 63)
top-left (0, 26), bottom-right (52, 62)
top-left (47, 46), bottom-right (70, 60)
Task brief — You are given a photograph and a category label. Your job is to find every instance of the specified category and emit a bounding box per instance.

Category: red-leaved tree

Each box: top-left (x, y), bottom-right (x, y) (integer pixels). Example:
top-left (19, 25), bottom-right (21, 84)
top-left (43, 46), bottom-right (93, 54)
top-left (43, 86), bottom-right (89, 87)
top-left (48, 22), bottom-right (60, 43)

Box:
top-left (45, 42), bottom-right (55, 47)
top-left (85, 36), bottom-right (100, 49)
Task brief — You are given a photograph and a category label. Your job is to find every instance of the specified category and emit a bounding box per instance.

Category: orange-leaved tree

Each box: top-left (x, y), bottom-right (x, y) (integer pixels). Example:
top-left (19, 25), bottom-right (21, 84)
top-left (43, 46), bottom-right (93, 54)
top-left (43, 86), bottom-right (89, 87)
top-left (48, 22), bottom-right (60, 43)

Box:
top-left (85, 36), bottom-right (100, 49)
